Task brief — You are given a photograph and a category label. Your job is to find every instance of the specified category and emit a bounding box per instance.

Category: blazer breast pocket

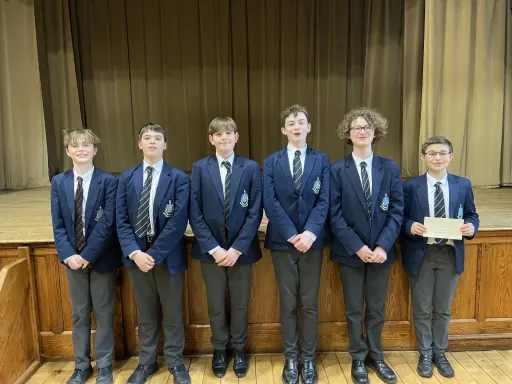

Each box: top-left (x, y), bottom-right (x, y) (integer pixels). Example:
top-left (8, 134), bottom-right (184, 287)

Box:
top-left (378, 190), bottom-right (390, 212)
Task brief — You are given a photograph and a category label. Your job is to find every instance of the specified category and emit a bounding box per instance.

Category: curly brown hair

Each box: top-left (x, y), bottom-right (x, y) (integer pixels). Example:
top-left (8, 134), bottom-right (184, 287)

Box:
top-left (337, 107), bottom-right (388, 145)
top-left (280, 104), bottom-right (309, 127)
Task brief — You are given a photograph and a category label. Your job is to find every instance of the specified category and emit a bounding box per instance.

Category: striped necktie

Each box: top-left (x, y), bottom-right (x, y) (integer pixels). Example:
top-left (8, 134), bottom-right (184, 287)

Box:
top-left (135, 166), bottom-right (153, 237)
top-left (361, 161), bottom-right (372, 226)
top-left (434, 181), bottom-right (448, 245)
top-left (293, 150), bottom-right (303, 190)
top-left (75, 176), bottom-right (85, 252)
top-left (222, 161), bottom-right (231, 229)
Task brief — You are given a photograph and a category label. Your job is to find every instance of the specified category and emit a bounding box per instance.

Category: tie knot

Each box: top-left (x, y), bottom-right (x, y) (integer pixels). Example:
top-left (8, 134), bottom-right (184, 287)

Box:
top-left (222, 160), bottom-right (231, 170)
top-left (435, 181), bottom-right (442, 188)
top-left (77, 176), bottom-right (83, 184)
top-left (146, 166), bottom-right (154, 175)
top-left (294, 150), bottom-right (301, 157)
top-left (360, 161), bottom-right (367, 168)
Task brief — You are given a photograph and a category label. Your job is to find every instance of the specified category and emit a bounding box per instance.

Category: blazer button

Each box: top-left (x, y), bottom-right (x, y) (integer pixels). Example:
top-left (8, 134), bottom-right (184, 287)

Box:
top-left (299, 196), bottom-right (302, 200)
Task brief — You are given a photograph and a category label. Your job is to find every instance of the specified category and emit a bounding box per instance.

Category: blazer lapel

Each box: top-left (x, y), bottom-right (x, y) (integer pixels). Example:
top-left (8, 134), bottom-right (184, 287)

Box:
top-left (415, 173), bottom-right (429, 217)
top-left (130, 165), bottom-right (144, 226)
top-left (299, 148), bottom-right (317, 194)
top-left (345, 156), bottom-right (367, 213)
top-left (229, 156), bottom-right (245, 213)
top-left (207, 157), bottom-right (224, 204)
top-left (64, 171), bottom-right (75, 223)
top-left (277, 148), bottom-right (297, 192)
top-left (153, 163), bottom-right (172, 225)
top-left (84, 169), bottom-right (101, 228)
top-left (370, 156), bottom-right (383, 216)
top-left (448, 173), bottom-right (460, 219)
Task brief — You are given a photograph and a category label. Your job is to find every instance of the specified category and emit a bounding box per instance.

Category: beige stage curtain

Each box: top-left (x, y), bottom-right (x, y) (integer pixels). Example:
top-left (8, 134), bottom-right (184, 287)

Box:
top-left (0, 0), bottom-right (49, 189)
top-left (503, 8), bottom-right (512, 186)
top-left (420, 0), bottom-right (507, 187)
top-left (35, 0), bottom-right (83, 176)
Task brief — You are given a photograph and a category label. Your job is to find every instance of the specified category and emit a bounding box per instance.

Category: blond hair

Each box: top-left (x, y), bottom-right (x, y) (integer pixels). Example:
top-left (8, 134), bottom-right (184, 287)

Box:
top-left (208, 117), bottom-right (238, 135)
top-left (63, 129), bottom-right (101, 148)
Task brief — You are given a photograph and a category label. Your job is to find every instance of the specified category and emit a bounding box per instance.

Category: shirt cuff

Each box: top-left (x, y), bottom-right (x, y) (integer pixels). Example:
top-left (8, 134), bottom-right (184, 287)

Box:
top-left (304, 230), bottom-right (317, 242)
top-left (128, 250), bottom-right (140, 260)
top-left (287, 234), bottom-right (298, 242)
top-left (208, 246), bottom-right (220, 255)
top-left (232, 248), bottom-right (242, 256)
top-left (63, 256), bottom-right (72, 264)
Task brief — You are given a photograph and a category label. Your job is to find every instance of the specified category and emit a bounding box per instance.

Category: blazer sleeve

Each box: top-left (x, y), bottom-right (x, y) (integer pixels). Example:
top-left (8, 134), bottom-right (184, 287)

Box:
top-left (147, 172), bottom-right (190, 264)
top-left (50, 177), bottom-right (76, 262)
top-left (329, 166), bottom-right (365, 255)
top-left (80, 177), bottom-right (118, 264)
top-left (401, 181), bottom-right (416, 238)
top-left (304, 154), bottom-right (330, 236)
top-left (116, 173), bottom-right (141, 258)
top-left (375, 163), bottom-right (404, 252)
top-left (463, 180), bottom-right (479, 240)
top-left (263, 156), bottom-right (298, 241)
top-left (232, 163), bottom-right (263, 255)
top-left (189, 162), bottom-right (220, 253)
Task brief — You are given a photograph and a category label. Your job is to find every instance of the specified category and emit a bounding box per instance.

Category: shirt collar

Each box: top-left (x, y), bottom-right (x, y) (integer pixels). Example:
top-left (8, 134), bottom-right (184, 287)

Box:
top-left (73, 166), bottom-right (95, 183)
top-left (143, 159), bottom-right (163, 174)
top-left (352, 153), bottom-right (373, 168)
top-left (216, 152), bottom-right (235, 168)
top-left (287, 144), bottom-right (307, 156)
top-left (427, 171), bottom-right (448, 187)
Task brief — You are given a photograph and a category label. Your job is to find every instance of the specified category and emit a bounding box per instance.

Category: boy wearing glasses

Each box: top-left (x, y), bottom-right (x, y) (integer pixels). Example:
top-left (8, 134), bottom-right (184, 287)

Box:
top-left (400, 136), bottom-right (479, 379)
top-left (329, 107), bottom-right (403, 384)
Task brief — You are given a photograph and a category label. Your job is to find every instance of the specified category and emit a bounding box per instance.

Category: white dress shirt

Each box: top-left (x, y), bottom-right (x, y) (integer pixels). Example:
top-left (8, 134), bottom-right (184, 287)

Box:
top-left (286, 144), bottom-right (316, 242)
top-left (128, 160), bottom-right (163, 259)
top-left (208, 153), bottom-right (241, 256)
top-left (352, 153), bottom-right (373, 195)
top-left (426, 172), bottom-right (453, 246)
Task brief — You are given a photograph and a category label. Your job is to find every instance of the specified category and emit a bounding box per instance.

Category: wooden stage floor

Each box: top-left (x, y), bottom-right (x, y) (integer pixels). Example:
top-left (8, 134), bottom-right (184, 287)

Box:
top-left (27, 351), bottom-right (512, 384)
top-left (0, 187), bottom-right (511, 244)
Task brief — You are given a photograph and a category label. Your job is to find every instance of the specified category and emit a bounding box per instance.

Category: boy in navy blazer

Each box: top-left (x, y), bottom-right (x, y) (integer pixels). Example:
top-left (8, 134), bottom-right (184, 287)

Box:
top-left (190, 117), bottom-right (262, 378)
top-left (116, 123), bottom-right (191, 384)
top-left (263, 105), bottom-right (330, 384)
top-left (330, 108), bottom-right (403, 384)
top-left (51, 129), bottom-right (121, 384)
top-left (400, 136), bottom-right (479, 379)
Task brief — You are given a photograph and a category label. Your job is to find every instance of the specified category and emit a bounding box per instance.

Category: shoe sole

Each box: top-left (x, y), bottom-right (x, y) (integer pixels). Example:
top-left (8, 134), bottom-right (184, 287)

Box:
top-left (436, 368), bottom-right (455, 378)
top-left (416, 367), bottom-right (433, 378)
top-left (351, 376), bottom-right (369, 384)
top-left (300, 378), bottom-right (318, 384)
top-left (282, 378), bottom-right (299, 384)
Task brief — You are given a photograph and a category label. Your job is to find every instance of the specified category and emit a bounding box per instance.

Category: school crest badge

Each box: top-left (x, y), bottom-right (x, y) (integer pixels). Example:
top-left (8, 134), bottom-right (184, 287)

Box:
top-left (95, 206), bottom-right (104, 221)
top-left (240, 190), bottom-right (249, 208)
top-left (380, 193), bottom-right (390, 211)
top-left (163, 200), bottom-right (174, 218)
top-left (457, 204), bottom-right (463, 219)
top-left (312, 177), bottom-right (321, 195)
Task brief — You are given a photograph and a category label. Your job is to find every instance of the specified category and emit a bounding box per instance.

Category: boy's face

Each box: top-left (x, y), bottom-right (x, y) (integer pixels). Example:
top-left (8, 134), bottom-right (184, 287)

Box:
top-left (422, 143), bottom-right (454, 172)
top-left (281, 112), bottom-right (311, 146)
top-left (138, 130), bottom-right (167, 159)
top-left (209, 129), bottom-right (239, 155)
top-left (349, 116), bottom-right (374, 148)
top-left (66, 139), bottom-right (97, 165)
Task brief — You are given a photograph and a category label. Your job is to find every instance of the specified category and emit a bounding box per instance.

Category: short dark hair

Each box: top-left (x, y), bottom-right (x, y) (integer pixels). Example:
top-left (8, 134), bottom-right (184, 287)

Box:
top-left (208, 117), bottom-right (238, 135)
top-left (138, 123), bottom-right (166, 142)
top-left (280, 104), bottom-right (309, 127)
top-left (421, 136), bottom-right (453, 154)
top-left (337, 107), bottom-right (387, 145)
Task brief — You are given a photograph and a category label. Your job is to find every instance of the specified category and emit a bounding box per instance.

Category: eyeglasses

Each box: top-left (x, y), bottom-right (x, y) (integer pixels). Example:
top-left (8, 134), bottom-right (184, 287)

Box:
top-left (350, 125), bottom-right (374, 133)
top-left (424, 151), bottom-right (451, 159)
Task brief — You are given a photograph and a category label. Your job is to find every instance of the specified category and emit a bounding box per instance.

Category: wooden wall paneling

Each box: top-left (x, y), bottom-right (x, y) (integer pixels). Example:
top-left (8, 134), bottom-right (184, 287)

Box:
top-left (0, 258), bottom-right (39, 383)
top-left (451, 244), bottom-right (479, 321)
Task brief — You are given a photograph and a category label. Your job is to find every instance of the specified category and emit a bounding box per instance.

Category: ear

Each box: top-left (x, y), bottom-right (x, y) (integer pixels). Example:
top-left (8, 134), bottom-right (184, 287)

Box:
top-left (138, 141), bottom-right (143, 150)
top-left (281, 127), bottom-right (287, 136)
top-left (307, 123), bottom-right (311, 133)
top-left (233, 132), bottom-right (239, 143)
top-left (208, 135), bottom-right (215, 146)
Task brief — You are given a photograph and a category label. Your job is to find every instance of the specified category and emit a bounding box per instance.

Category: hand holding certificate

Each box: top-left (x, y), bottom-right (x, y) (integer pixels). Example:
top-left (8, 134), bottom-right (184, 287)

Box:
top-left (423, 217), bottom-right (464, 240)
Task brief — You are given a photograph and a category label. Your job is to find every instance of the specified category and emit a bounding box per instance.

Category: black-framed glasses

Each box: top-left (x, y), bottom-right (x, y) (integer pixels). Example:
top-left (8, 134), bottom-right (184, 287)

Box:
top-left (424, 151), bottom-right (451, 159)
top-left (350, 125), bottom-right (374, 133)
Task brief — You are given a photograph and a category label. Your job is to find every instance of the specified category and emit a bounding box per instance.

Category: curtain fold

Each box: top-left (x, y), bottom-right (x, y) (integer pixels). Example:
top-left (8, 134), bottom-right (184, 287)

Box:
top-left (0, 0), bottom-right (49, 189)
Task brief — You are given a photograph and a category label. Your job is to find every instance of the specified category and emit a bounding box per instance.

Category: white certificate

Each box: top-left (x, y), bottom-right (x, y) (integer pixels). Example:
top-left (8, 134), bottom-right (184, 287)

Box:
top-left (423, 217), bottom-right (464, 240)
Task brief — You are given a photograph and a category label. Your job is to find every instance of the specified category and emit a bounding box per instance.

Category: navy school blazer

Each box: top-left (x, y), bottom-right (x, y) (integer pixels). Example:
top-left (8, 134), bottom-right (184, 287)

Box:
top-left (263, 147), bottom-right (330, 251)
top-left (51, 168), bottom-right (122, 273)
top-left (400, 173), bottom-right (479, 276)
top-left (116, 162), bottom-right (190, 274)
top-left (189, 155), bottom-right (263, 264)
top-left (329, 155), bottom-right (404, 267)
